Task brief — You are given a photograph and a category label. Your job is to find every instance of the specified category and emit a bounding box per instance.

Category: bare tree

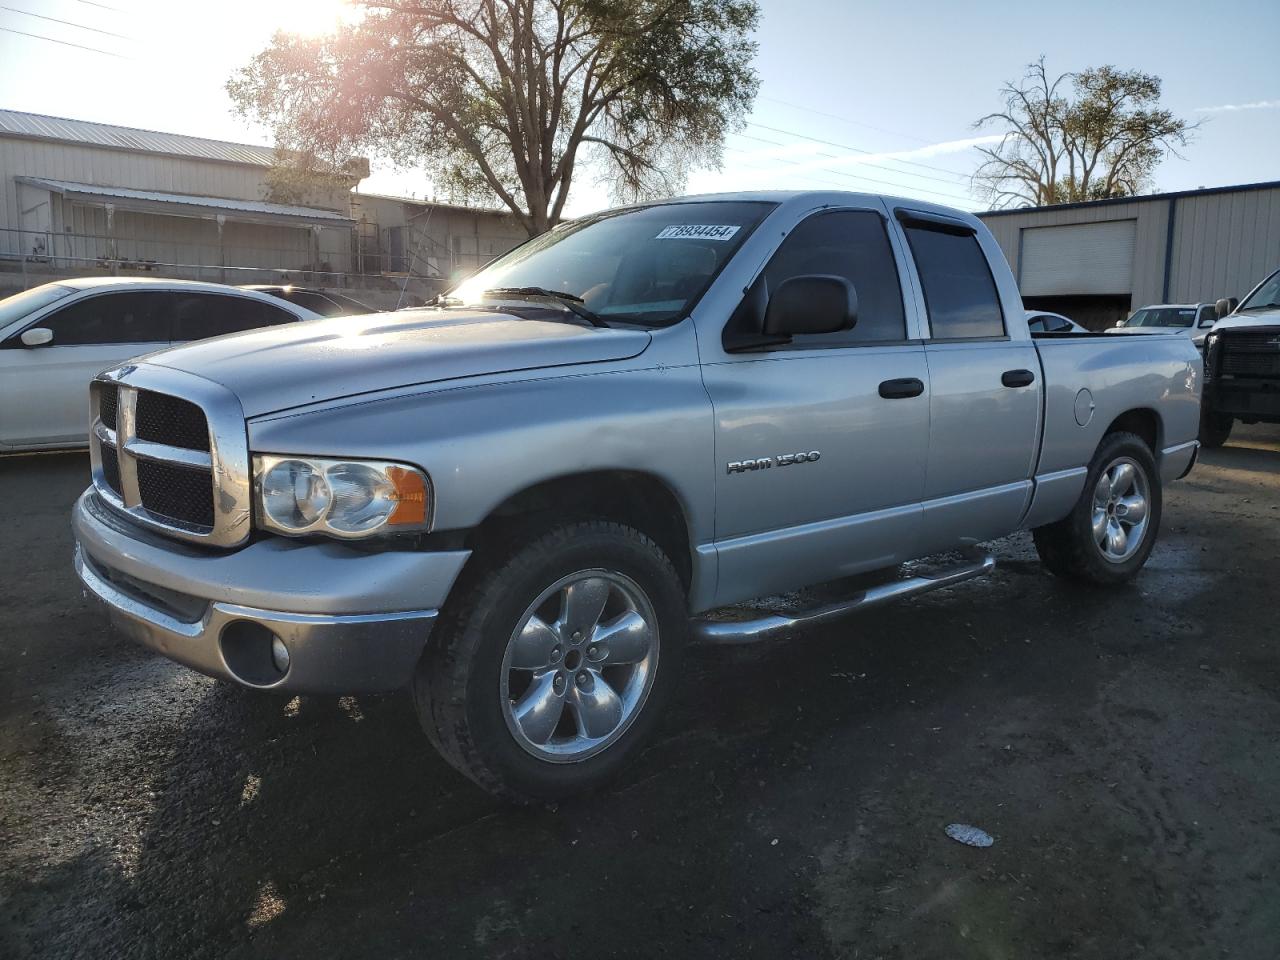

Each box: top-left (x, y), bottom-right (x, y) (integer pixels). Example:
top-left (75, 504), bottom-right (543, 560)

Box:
top-left (229, 0), bottom-right (760, 236)
top-left (973, 57), bottom-right (1193, 209)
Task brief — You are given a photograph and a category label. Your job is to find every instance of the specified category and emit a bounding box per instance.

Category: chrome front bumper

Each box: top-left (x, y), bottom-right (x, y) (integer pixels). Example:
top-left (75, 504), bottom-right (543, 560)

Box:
top-left (73, 489), bottom-right (470, 693)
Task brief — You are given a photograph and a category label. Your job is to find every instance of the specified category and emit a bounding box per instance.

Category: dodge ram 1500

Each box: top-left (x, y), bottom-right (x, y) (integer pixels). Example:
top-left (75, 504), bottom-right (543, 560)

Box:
top-left (72, 191), bottom-right (1201, 800)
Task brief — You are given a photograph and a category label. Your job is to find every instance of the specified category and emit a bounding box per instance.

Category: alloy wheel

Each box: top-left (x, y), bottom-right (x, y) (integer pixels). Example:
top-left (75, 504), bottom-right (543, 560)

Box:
top-left (500, 569), bottom-right (660, 762)
top-left (1091, 457), bottom-right (1151, 563)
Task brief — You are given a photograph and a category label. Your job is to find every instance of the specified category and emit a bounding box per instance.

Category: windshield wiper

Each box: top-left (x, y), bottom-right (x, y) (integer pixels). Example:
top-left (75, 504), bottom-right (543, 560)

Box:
top-left (482, 286), bottom-right (607, 327)
top-left (1237, 301), bottom-right (1280, 312)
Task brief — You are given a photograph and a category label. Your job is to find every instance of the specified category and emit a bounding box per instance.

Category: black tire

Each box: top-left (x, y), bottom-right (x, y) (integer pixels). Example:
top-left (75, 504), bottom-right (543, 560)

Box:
top-left (412, 520), bottom-right (687, 802)
top-left (1198, 409), bottom-right (1233, 449)
top-left (1032, 431), bottom-right (1162, 585)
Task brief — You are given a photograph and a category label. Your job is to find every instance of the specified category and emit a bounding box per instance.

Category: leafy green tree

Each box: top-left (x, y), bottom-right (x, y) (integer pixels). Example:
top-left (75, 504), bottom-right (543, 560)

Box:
top-left (230, 0), bottom-right (760, 235)
top-left (973, 57), bottom-right (1193, 208)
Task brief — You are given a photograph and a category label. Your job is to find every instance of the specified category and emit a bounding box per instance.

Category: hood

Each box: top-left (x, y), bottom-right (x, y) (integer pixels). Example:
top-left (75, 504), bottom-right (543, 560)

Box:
top-left (1210, 308), bottom-right (1280, 333)
top-left (146, 308), bottom-right (651, 417)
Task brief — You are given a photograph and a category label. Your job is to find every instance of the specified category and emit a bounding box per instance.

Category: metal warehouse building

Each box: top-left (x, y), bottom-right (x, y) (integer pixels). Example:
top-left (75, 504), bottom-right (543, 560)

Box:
top-left (0, 109), bottom-right (361, 282)
top-left (978, 180), bottom-right (1280, 330)
top-left (0, 109), bottom-right (525, 298)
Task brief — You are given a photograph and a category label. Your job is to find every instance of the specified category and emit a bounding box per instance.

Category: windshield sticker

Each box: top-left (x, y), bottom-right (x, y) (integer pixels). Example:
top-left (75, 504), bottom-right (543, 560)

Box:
top-left (655, 224), bottom-right (741, 241)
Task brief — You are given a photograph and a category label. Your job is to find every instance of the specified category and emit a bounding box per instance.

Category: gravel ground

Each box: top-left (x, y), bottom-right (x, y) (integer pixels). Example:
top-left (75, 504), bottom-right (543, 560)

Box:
top-left (2, 427), bottom-right (1279, 959)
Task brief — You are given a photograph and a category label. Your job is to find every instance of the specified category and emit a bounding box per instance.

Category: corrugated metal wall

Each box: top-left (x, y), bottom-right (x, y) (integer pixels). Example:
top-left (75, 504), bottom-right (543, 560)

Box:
top-left (1166, 188), bottom-right (1280, 302)
top-left (0, 136), bottom-right (352, 272)
top-left (980, 185), bottom-right (1280, 309)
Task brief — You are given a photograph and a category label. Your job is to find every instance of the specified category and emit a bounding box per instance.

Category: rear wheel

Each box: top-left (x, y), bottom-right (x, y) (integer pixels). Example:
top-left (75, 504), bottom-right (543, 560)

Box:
top-left (1198, 409), bottom-right (1233, 448)
top-left (1033, 431), bottom-right (1161, 585)
top-left (412, 521), bottom-right (686, 802)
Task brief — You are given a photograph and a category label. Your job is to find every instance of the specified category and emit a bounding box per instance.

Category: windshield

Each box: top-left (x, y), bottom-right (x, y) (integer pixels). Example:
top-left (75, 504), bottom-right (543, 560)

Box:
top-left (448, 201), bottom-right (774, 325)
top-left (0, 283), bottom-right (76, 328)
top-left (1125, 307), bottom-right (1196, 328)
top-left (1238, 269), bottom-right (1280, 311)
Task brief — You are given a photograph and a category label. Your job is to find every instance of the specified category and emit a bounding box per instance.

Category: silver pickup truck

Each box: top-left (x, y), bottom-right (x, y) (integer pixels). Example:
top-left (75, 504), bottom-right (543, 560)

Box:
top-left (73, 191), bottom-right (1201, 801)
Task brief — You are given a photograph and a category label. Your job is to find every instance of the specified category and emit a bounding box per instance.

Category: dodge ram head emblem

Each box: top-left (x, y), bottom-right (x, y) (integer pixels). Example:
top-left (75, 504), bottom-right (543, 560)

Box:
top-left (727, 451), bottom-right (821, 474)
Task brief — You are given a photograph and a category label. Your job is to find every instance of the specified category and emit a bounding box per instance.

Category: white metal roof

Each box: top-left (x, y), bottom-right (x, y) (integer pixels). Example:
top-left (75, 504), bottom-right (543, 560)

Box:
top-left (17, 177), bottom-right (352, 226)
top-left (0, 108), bottom-right (276, 167)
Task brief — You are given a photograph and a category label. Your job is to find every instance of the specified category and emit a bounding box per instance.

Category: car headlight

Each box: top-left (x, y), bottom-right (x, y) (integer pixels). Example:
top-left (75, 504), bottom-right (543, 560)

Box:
top-left (253, 455), bottom-right (430, 539)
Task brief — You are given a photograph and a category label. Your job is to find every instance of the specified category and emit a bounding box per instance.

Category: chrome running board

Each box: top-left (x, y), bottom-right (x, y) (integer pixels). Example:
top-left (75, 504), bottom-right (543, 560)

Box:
top-left (690, 549), bottom-right (996, 645)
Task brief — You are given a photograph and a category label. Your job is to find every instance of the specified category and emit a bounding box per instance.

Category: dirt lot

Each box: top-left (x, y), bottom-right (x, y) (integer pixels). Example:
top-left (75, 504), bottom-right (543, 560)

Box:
top-left (2, 428), bottom-right (1279, 959)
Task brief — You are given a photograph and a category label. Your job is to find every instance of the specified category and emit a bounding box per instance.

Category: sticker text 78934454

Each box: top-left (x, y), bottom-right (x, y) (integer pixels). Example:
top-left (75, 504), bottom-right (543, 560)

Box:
top-left (654, 225), bottom-right (741, 241)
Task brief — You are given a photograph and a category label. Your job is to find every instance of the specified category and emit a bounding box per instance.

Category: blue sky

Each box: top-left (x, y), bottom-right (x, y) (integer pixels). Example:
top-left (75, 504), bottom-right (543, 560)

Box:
top-left (1, 0), bottom-right (1276, 215)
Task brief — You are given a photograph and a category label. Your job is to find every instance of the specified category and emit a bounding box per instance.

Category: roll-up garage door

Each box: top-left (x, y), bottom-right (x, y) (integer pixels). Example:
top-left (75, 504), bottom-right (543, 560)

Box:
top-left (1019, 220), bottom-right (1136, 296)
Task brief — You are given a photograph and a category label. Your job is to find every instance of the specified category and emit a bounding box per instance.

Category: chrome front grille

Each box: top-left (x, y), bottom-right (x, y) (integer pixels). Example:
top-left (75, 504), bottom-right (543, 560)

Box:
top-left (100, 442), bottom-right (122, 495)
top-left (89, 366), bottom-right (252, 548)
top-left (136, 390), bottom-right (211, 451)
top-left (99, 382), bottom-right (119, 430)
top-left (136, 458), bottom-right (216, 528)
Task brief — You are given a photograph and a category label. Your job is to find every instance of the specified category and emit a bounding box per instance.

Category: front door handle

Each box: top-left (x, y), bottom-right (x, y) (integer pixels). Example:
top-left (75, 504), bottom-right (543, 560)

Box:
top-left (878, 377), bottom-right (925, 399)
top-left (1001, 369), bottom-right (1036, 388)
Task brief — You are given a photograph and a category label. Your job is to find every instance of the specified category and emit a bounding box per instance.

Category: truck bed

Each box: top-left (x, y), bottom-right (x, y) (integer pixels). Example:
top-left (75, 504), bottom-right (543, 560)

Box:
top-left (1020, 332), bottom-right (1201, 529)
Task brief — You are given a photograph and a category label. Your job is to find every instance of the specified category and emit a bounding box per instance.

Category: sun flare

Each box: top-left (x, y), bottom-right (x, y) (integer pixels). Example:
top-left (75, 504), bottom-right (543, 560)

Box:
top-left (267, 0), bottom-right (356, 38)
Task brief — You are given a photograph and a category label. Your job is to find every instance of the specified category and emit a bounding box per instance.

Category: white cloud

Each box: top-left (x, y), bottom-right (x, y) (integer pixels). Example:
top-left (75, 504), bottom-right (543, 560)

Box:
top-left (1195, 99), bottom-right (1280, 113)
top-left (866, 133), bottom-right (1006, 162)
top-left (776, 133), bottom-right (1001, 180)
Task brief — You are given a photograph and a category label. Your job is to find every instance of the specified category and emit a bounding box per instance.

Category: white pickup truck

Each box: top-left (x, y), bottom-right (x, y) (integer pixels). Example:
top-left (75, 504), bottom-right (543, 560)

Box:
top-left (72, 191), bottom-right (1202, 800)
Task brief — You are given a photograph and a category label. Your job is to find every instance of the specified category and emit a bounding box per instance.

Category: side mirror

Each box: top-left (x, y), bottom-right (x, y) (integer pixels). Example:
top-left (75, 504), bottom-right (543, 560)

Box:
top-left (20, 327), bottom-right (53, 347)
top-left (763, 275), bottom-right (858, 337)
top-left (1215, 297), bottom-right (1237, 319)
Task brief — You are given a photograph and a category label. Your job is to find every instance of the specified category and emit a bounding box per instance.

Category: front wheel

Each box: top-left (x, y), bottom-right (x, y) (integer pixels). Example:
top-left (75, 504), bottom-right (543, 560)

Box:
top-left (1033, 431), bottom-right (1162, 585)
top-left (412, 521), bottom-right (686, 802)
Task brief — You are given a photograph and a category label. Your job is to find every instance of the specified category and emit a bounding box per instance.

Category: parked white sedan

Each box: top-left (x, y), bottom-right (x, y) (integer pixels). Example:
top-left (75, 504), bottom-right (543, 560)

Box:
top-left (0, 278), bottom-right (319, 452)
top-left (1026, 310), bottom-right (1088, 334)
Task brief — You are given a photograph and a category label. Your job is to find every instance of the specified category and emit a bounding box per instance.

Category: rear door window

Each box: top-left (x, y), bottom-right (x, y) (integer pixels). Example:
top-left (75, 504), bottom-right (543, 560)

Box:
top-left (903, 224), bottom-right (1005, 339)
top-left (171, 294), bottom-right (298, 341)
top-left (36, 291), bottom-right (170, 345)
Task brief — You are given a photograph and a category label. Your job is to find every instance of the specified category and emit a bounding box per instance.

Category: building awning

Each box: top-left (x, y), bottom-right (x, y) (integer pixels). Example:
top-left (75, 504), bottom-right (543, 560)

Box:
top-left (15, 177), bottom-right (353, 228)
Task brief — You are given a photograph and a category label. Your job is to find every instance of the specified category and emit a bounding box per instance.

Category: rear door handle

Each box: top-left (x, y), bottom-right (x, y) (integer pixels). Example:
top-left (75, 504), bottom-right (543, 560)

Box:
top-left (1001, 369), bottom-right (1036, 388)
top-left (878, 377), bottom-right (925, 399)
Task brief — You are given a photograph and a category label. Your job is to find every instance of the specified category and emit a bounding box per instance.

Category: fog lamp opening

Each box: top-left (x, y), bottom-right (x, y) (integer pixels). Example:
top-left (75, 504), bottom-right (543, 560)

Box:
top-left (220, 620), bottom-right (290, 686)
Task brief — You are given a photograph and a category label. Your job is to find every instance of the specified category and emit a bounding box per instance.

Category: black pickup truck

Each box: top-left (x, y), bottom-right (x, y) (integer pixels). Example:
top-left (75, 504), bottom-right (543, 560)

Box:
top-left (1201, 267), bottom-right (1280, 448)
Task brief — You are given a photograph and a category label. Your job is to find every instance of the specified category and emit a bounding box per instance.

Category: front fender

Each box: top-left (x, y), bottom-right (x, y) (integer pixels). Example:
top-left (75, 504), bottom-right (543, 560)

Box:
top-left (248, 364), bottom-right (716, 552)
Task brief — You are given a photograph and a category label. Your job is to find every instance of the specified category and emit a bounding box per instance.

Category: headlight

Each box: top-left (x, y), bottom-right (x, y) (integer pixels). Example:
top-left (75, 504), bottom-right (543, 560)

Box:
top-left (254, 455), bottom-right (430, 539)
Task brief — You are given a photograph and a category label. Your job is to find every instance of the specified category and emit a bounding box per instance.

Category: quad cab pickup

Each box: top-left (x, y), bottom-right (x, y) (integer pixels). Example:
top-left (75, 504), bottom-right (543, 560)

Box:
top-left (72, 192), bottom-right (1202, 801)
top-left (1199, 267), bottom-right (1280, 448)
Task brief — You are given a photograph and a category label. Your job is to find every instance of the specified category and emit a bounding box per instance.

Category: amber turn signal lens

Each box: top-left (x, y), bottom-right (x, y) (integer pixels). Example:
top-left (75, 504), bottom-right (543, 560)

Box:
top-left (387, 466), bottom-right (428, 526)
